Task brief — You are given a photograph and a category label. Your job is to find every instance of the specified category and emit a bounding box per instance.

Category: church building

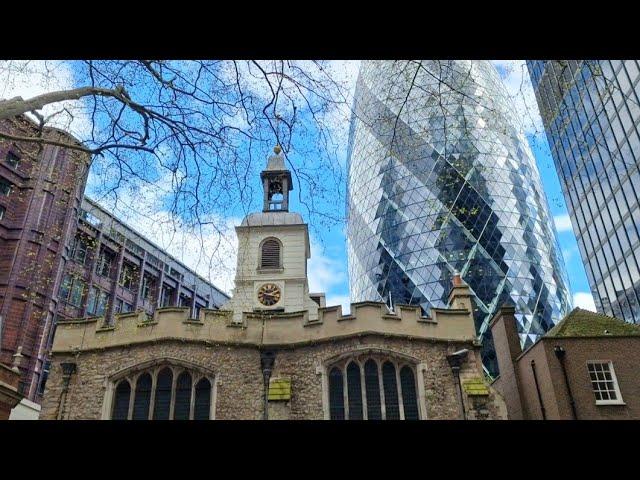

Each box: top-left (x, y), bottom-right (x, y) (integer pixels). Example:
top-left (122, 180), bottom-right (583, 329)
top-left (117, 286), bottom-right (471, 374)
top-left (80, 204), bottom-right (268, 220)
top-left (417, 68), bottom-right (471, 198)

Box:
top-left (39, 147), bottom-right (507, 420)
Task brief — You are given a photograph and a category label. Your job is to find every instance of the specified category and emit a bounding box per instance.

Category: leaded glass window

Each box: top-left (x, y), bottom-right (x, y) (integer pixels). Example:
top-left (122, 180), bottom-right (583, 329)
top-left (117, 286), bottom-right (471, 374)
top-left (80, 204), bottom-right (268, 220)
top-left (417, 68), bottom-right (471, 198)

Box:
top-left (327, 354), bottom-right (419, 420)
top-left (110, 364), bottom-right (214, 420)
top-left (173, 372), bottom-right (192, 420)
top-left (153, 368), bottom-right (172, 420)
top-left (346, 362), bottom-right (363, 420)
top-left (382, 362), bottom-right (400, 420)
top-left (400, 366), bottom-right (419, 420)
top-left (364, 360), bottom-right (382, 420)
top-left (132, 373), bottom-right (152, 420)
top-left (328, 367), bottom-right (345, 420)
top-left (112, 380), bottom-right (131, 420)
top-left (194, 378), bottom-right (212, 420)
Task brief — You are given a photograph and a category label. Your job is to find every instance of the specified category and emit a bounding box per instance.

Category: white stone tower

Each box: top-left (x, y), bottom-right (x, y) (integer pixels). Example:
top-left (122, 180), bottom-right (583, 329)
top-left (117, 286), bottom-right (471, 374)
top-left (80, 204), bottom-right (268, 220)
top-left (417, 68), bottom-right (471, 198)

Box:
top-left (222, 146), bottom-right (325, 323)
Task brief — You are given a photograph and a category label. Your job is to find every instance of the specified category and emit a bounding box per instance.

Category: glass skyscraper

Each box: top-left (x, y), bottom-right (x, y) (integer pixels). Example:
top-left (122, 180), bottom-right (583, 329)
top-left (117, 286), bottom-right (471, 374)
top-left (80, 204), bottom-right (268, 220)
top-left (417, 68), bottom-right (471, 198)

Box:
top-left (347, 61), bottom-right (571, 375)
top-left (528, 60), bottom-right (640, 323)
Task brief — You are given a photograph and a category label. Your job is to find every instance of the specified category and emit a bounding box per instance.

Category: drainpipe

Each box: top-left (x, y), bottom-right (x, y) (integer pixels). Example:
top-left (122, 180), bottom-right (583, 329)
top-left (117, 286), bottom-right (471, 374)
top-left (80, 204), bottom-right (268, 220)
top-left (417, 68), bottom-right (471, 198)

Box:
top-left (554, 346), bottom-right (577, 420)
top-left (259, 350), bottom-right (276, 420)
top-left (446, 349), bottom-right (469, 420)
top-left (57, 362), bottom-right (77, 420)
top-left (530, 360), bottom-right (546, 420)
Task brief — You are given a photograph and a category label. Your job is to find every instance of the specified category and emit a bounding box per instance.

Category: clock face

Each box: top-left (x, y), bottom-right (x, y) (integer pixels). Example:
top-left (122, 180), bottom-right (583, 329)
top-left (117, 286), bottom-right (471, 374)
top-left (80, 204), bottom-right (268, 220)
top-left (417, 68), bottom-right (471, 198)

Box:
top-left (257, 283), bottom-right (281, 306)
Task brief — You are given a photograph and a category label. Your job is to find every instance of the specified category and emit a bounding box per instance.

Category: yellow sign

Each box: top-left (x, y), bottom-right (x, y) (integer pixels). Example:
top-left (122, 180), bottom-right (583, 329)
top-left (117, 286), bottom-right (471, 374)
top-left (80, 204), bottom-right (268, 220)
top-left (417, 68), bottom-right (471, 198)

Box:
top-left (462, 378), bottom-right (489, 396)
top-left (268, 378), bottom-right (291, 401)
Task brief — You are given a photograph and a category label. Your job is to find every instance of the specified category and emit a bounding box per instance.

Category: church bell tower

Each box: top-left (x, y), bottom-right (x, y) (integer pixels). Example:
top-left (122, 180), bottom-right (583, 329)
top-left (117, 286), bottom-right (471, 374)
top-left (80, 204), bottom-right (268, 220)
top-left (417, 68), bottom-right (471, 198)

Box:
top-left (261, 145), bottom-right (293, 212)
top-left (222, 146), bottom-right (325, 323)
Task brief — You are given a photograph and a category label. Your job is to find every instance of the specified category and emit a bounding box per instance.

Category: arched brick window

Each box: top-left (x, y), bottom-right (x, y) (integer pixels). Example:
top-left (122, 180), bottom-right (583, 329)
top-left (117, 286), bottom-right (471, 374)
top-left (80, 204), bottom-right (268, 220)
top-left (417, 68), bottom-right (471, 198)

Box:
top-left (327, 353), bottom-right (420, 420)
top-left (260, 238), bottom-right (282, 269)
top-left (108, 361), bottom-right (215, 420)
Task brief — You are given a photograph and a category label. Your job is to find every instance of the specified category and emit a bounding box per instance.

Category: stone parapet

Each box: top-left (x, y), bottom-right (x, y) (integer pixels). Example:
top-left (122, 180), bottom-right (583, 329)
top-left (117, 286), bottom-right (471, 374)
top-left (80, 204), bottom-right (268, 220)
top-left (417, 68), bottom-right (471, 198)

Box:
top-left (52, 301), bottom-right (477, 354)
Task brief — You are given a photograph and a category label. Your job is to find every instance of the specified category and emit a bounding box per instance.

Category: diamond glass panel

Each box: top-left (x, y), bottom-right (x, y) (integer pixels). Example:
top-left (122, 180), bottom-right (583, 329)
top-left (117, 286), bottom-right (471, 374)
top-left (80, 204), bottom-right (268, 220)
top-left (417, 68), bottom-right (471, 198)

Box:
top-left (347, 61), bottom-right (571, 375)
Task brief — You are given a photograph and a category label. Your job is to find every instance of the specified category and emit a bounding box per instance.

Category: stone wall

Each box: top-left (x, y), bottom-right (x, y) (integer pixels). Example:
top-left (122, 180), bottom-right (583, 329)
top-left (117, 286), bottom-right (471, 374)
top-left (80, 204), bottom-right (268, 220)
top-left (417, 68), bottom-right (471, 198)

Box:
top-left (40, 334), bottom-right (507, 420)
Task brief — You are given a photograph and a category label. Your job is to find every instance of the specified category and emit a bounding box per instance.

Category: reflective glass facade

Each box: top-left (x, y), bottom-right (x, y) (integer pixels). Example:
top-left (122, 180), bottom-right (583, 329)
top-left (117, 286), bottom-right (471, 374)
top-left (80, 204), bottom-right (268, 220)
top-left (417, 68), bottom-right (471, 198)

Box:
top-left (347, 61), bottom-right (571, 375)
top-left (528, 60), bottom-right (640, 323)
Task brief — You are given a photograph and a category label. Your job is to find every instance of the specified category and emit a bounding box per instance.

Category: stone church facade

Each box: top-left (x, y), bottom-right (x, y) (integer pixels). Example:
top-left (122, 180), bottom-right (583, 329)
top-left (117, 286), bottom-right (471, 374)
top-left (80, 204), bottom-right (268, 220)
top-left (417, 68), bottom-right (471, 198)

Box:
top-left (40, 147), bottom-right (507, 420)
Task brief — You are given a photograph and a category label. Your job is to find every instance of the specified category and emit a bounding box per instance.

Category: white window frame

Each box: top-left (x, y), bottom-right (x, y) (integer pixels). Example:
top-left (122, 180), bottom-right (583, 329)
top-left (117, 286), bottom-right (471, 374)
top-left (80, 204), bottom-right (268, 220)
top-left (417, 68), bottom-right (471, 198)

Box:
top-left (586, 360), bottom-right (625, 406)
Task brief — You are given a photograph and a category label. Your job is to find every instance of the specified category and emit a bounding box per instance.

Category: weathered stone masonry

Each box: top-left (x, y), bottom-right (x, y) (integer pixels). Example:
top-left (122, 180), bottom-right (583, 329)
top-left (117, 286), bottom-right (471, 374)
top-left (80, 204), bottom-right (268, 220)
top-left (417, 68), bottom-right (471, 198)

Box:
top-left (41, 298), bottom-right (507, 420)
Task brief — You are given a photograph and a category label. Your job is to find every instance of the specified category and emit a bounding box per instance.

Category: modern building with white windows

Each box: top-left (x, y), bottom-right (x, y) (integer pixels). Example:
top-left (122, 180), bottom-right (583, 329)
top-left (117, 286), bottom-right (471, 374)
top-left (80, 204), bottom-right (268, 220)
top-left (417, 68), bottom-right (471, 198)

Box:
top-left (528, 60), bottom-right (640, 324)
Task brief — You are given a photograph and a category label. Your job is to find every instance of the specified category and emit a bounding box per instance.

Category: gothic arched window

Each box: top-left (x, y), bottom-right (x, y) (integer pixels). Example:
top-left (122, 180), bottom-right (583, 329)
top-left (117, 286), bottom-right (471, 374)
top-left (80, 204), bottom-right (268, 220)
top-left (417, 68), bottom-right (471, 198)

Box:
top-left (132, 373), bottom-right (152, 420)
top-left (382, 362), bottom-right (400, 420)
top-left (174, 372), bottom-right (192, 420)
top-left (112, 380), bottom-right (131, 420)
top-left (153, 368), bottom-right (173, 420)
top-left (347, 362), bottom-right (363, 420)
top-left (109, 363), bottom-right (214, 420)
top-left (329, 367), bottom-right (345, 420)
top-left (327, 354), bottom-right (420, 420)
top-left (194, 378), bottom-right (212, 420)
top-left (364, 359), bottom-right (382, 420)
top-left (400, 366), bottom-right (419, 420)
top-left (260, 238), bottom-right (281, 269)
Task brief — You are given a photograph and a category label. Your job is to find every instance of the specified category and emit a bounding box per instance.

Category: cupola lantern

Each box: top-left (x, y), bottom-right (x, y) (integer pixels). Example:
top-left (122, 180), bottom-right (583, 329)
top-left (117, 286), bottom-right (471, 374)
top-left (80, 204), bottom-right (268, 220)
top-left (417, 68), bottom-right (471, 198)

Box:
top-left (261, 145), bottom-right (293, 212)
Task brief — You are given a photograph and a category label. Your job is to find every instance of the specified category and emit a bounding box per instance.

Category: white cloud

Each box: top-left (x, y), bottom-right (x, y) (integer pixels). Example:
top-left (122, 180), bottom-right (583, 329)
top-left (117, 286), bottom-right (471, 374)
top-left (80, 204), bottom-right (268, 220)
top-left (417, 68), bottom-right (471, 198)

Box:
top-left (554, 213), bottom-right (574, 233)
top-left (491, 60), bottom-right (544, 136)
top-left (573, 292), bottom-right (596, 312)
top-left (89, 174), bottom-right (239, 295)
top-left (0, 60), bottom-right (91, 139)
top-left (307, 239), bottom-right (347, 294)
top-left (325, 294), bottom-right (352, 315)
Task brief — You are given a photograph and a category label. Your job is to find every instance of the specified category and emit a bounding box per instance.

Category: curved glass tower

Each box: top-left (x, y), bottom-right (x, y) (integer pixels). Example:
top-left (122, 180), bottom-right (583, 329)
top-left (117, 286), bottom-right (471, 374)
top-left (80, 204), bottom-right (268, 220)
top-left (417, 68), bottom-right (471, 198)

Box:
top-left (346, 61), bottom-right (571, 374)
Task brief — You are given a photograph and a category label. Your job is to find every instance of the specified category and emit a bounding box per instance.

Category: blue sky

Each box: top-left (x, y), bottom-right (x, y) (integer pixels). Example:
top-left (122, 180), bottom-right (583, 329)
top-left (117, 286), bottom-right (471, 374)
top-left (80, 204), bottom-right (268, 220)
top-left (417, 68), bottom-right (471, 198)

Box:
top-left (0, 60), bottom-right (596, 312)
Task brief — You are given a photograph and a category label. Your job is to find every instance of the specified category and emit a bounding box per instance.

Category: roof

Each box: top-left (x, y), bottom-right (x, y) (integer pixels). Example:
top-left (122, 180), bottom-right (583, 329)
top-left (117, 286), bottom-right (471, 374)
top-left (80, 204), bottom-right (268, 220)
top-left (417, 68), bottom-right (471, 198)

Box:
top-left (240, 211), bottom-right (304, 227)
top-left (265, 153), bottom-right (286, 171)
top-left (545, 308), bottom-right (640, 338)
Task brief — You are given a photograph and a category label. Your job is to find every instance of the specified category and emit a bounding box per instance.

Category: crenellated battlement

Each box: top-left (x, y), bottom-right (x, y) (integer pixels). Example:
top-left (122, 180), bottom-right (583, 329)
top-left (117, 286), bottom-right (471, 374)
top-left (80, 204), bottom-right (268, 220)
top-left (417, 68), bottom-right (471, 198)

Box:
top-left (52, 297), bottom-right (477, 354)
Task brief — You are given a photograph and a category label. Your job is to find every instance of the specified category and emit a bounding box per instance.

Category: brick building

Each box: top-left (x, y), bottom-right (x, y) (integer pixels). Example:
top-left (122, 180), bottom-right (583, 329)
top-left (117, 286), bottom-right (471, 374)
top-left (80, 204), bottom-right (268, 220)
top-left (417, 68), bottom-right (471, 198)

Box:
top-left (40, 147), bottom-right (508, 420)
top-left (1, 117), bottom-right (228, 418)
top-left (0, 116), bottom-right (90, 416)
top-left (491, 305), bottom-right (640, 419)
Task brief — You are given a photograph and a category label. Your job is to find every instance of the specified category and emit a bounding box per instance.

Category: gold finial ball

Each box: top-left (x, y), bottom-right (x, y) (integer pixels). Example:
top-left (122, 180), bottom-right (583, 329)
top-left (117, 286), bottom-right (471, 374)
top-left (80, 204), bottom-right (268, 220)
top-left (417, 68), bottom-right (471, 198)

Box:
top-left (273, 145), bottom-right (282, 155)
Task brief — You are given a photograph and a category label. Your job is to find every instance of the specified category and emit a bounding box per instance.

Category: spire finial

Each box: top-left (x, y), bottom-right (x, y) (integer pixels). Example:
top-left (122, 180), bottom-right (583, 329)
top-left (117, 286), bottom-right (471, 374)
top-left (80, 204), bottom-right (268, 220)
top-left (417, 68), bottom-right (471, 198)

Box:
top-left (273, 144), bottom-right (282, 155)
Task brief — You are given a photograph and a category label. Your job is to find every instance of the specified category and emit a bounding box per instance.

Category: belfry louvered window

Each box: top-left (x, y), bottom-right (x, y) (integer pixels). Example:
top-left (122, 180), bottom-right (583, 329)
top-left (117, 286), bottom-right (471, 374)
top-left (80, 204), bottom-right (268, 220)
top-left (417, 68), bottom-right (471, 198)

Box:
top-left (328, 355), bottom-right (420, 420)
top-left (260, 238), bottom-right (281, 269)
top-left (110, 364), bottom-right (214, 420)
